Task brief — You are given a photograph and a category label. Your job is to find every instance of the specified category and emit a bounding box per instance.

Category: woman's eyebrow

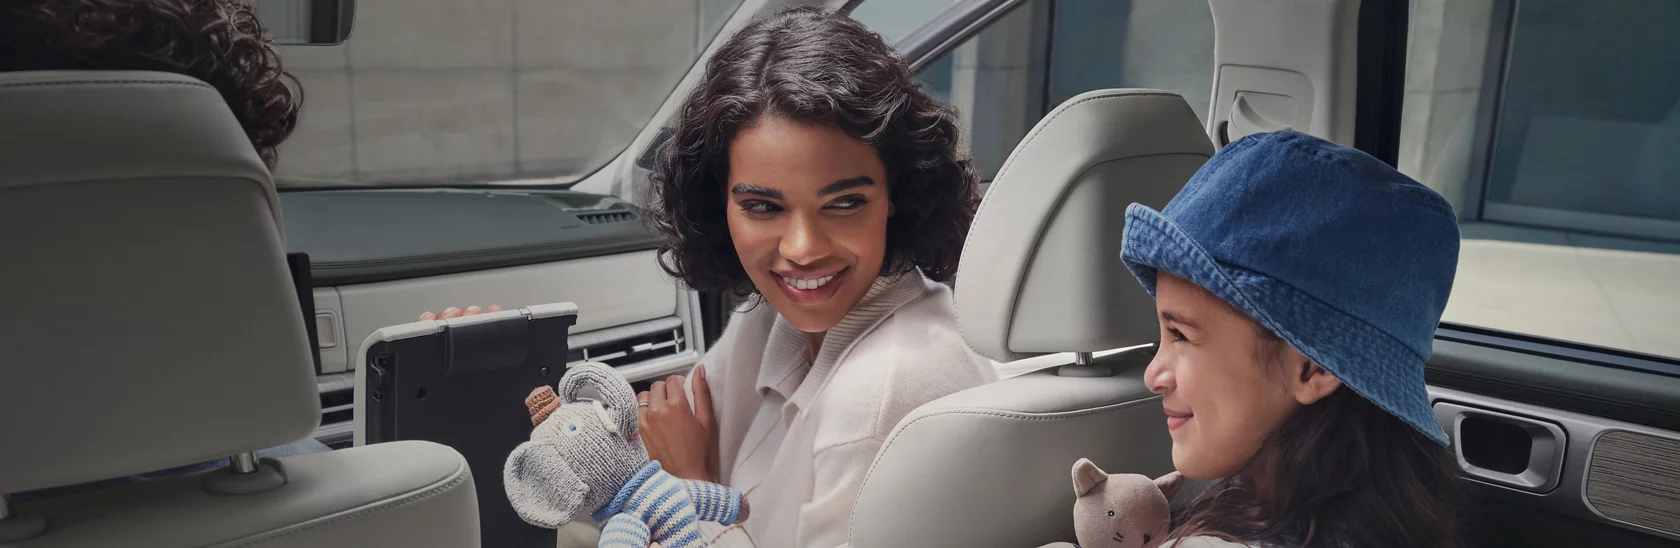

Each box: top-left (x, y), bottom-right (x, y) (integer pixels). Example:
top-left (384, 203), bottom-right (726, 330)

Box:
top-left (1160, 311), bottom-right (1199, 330)
top-left (731, 183), bottom-right (782, 199)
top-left (817, 176), bottom-right (874, 196)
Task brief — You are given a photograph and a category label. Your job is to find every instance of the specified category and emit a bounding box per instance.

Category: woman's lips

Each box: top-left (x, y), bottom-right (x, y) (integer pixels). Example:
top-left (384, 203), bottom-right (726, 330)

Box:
top-left (1165, 408), bottom-right (1193, 431)
top-left (773, 266), bottom-right (848, 305)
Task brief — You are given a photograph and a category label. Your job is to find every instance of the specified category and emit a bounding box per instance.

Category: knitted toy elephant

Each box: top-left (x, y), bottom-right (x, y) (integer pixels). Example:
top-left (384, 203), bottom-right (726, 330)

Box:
top-left (504, 362), bottom-right (748, 548)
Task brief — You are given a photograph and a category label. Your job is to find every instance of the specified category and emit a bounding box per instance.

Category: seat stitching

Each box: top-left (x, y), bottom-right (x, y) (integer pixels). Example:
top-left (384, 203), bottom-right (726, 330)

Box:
top-left (216, 456), bottom-right (473, 547)
top-left (0, 80), bottom-right (212, 90)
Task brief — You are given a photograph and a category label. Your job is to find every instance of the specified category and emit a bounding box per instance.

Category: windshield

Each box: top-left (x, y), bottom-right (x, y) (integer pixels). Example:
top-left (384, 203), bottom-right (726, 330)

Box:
top-left (270, 0), bottom-right (744, 189)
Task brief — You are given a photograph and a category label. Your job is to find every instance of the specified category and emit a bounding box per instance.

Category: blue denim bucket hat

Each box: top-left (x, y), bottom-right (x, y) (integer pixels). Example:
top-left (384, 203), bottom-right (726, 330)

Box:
top-left (1120, 130), bottom-right (1459, 445)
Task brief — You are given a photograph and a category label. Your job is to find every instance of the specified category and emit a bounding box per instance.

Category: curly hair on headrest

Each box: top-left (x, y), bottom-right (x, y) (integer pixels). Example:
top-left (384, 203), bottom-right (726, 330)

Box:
top-left (0, 0), bottom-right (301, 168)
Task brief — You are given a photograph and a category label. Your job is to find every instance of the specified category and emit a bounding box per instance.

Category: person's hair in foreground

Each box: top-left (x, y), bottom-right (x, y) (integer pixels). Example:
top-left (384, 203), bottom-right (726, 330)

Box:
top-left (0, 0), bottom-right (300, 168)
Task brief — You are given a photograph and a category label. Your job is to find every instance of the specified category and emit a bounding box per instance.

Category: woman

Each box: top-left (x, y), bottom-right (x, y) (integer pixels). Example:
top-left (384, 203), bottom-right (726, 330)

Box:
top-left (634, 7), bottom-right (997, 547)
top-left (1121, 131), bottom-right (1467, 547)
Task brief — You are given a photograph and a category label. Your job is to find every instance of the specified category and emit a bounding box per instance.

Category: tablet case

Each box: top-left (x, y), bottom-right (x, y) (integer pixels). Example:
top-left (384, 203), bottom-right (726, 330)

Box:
top-left (360, 303), bottom-right (578, 548)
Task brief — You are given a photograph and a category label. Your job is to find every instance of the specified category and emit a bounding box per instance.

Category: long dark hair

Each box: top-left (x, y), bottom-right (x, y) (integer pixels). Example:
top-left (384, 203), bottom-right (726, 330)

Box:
top-left (1167, 333), bottom-right (1469, 548)
top-left (649, 6), bottom-right (980, 297)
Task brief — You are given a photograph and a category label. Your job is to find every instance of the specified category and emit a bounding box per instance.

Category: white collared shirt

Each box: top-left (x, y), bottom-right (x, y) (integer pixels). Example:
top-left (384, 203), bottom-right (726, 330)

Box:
top-left (691, 270), bottom-right (998, 548)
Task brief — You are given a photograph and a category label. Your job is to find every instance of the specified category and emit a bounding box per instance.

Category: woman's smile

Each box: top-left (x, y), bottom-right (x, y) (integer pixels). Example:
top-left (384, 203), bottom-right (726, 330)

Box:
top-left (773, 266), bottom-right (850, 305)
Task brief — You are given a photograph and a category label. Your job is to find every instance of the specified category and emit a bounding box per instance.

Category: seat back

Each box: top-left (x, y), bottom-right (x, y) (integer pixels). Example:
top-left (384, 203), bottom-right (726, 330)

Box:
top-left (850, 90), bottom-right (1215, 547)
top-left (0, 71), bottom-right (479, 547)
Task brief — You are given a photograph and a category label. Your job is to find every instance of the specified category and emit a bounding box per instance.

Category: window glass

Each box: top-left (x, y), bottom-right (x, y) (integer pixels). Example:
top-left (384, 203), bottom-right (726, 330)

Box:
top-left (910, 0), bottom-right (1214, 181)
top-left (849, 0), bottom-right (962, 45)
top-left (270, 0), bottom-right (743, 188)
top-left (1398, 0), bottom-right (1680, 359)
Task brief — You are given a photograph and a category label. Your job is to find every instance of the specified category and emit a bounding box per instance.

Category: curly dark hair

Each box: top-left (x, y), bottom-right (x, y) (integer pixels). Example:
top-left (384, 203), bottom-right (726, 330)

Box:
top-left (0, 0), bottom-right (300, 168)
top-left (650, 6), bottom-right (980, 297)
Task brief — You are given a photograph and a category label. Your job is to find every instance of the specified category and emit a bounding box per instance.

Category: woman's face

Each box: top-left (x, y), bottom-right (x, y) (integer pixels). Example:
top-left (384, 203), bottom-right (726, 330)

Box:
top-left (725, 116), bottom-right (891, 333)
top-left (1143, 273), bottom-right (1340, 480)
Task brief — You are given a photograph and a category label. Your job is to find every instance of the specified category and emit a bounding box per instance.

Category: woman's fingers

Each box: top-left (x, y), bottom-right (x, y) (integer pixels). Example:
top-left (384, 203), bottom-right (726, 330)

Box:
top-left (418, 305), bottom-right (500, 322)
top-left (648, 381), bottom-right (668, 414)
top-left (692, 365), bottom-right (716, 431)
top-left (665, 375), bottom-right (688, 409)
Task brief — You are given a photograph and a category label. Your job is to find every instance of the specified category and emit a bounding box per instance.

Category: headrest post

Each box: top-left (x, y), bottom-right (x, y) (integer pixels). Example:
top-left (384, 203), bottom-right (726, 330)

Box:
top-left (229, 452), bottom-right (260, 475)
top-left (1057, 352), bottom-right (1114, 378)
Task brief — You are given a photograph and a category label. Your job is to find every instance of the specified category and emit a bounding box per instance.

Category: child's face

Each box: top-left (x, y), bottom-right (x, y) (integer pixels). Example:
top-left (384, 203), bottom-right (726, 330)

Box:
top-left (1142, 273), bottom-right (1341, 480)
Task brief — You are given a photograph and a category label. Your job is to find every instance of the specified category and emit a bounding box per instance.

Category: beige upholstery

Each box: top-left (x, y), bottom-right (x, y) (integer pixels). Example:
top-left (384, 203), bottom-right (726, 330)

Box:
top-left (0, 71), bottom-right (479, 547)
top-left (954, 89), bottom-right (1215, 363)
top-left (851, 90), bottom-right (1213, 547)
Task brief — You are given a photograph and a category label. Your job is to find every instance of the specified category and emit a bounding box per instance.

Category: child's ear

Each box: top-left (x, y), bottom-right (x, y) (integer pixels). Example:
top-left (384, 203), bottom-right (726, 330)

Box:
top-left (1153, 471), bottom-right (1184, 500)
top-left (1288, 357), bottom-right (1343, 405)
top-left (1072, 458), bottom-right (1109, 497)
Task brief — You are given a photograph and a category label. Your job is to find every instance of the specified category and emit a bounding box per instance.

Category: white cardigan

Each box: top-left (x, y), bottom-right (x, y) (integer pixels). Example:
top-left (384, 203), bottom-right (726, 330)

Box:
top-left (691, 270), bottom-right (998, 548)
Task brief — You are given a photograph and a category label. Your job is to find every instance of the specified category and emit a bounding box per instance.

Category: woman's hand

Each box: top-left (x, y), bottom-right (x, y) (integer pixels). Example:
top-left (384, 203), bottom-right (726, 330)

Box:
top-left (418, 305), bottom-right (501, 321)
top-left (637, 365), bottom-right (719, 482)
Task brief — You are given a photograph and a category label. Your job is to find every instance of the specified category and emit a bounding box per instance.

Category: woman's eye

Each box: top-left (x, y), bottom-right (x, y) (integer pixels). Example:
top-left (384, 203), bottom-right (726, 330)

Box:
top-left (825, 196), bottom-right (868, 210)
top-left (1166, 327), bottom-right (1188, 342)
top-left (739, 200), bottom-right (781, 215)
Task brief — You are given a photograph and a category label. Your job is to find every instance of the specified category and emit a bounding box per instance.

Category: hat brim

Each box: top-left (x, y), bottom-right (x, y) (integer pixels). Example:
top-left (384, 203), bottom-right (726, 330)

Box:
top-left (1120, 203), bottom-right (1449, 446)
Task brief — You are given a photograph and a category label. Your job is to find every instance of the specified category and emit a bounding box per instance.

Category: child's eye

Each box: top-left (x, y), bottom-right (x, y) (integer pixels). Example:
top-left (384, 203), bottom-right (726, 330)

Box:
top-left (1166, 327), bottom-right (1188, 342)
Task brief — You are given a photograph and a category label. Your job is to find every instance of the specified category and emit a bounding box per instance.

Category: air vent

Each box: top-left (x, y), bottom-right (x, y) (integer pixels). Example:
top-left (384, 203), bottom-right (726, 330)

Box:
top-left (317, 387), bottom-right (354, 449)
top-left (569, 327), bottom-right (686, 368)
top-left (577, 210), bottom-right (639, 225)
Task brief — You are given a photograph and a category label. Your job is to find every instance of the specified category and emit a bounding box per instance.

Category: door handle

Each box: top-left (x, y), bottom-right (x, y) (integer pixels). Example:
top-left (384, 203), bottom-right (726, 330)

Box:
top-left (1433, 401), bottom-right (1568, 493)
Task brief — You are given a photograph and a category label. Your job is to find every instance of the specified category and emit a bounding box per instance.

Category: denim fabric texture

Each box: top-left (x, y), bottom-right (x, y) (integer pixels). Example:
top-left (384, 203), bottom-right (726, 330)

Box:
top-left (1120, 130), bottom-right (1459, 445)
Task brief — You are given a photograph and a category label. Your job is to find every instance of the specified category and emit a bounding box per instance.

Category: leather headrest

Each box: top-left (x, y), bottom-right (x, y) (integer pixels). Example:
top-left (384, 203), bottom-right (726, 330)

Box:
top-left (0, 71), bottom-right (319, 494)
top-left (955, 89), bottom-right (1214, 362)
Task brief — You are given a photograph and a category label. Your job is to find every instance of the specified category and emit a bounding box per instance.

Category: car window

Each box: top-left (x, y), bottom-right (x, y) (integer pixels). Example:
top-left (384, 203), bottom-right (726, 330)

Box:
top-left (849, 0), bottom-right (962, 45)
top-left (911, 0), bottom-right (1215, 181)
top-left (269, 0), bottom-right (744, 188)
top-left (1398, 0), bottom-right (1680, 359)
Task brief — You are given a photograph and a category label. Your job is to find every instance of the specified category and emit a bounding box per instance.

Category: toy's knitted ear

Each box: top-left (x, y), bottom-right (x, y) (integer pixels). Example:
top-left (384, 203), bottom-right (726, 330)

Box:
top-left (1153, 471), bottom-right (1184, 500)
top-left (556, 362), bottom-right (639, 437)
top-left (1072, 458), bottom-right (1109, 497)
top-left (526, 386), bottom-right (560, 426)
top-left (504, 440), bottom-right (588, 528)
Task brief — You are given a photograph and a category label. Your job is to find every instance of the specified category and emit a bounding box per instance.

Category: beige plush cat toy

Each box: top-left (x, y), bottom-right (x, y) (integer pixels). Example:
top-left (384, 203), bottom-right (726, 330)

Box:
top-left (1067, 458), bottom-right (1182, 548)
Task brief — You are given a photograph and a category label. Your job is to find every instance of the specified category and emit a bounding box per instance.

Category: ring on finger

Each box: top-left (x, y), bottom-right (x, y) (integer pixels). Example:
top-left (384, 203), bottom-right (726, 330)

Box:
top-left (638, 401), bottom-right (650, 408)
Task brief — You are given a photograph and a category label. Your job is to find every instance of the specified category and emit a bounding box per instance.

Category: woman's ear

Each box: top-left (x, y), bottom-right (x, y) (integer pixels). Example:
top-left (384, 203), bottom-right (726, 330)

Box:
top-left (1288, 357), bottom-right (1343, 405)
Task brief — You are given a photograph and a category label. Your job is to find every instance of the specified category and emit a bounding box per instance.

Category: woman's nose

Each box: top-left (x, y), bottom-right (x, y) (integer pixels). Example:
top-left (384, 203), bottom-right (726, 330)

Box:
top-left (1143, 349), bottom-right (1173, 395)
top-left (778, 212), bottom-right (831, 265)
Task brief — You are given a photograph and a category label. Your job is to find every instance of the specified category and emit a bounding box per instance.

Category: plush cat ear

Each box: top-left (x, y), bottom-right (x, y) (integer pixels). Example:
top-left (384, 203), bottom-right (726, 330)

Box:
top-left (503, 441), bottom-right (588, 528)
top-left (556, 361), bottom-right (639, 437)
top-left (1153, 471), bottom-right (1185, 500)
top-left (1072, 458), bottom-right (1109, 497)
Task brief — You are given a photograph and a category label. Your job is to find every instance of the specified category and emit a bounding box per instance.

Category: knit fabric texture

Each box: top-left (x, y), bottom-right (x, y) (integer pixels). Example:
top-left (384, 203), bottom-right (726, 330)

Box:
top-left (593, 461), bottom-right (743, 548)
top-left (504, 362), bottom-right (746, 547)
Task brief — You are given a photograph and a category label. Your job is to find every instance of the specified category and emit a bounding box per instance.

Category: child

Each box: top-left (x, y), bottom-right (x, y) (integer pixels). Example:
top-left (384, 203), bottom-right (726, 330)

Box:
top-left (1121, 131), bottom-right (1466, 548)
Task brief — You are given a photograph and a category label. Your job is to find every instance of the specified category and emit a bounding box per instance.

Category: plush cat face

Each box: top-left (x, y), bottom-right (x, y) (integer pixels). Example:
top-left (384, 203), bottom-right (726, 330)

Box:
top-left (1071, 459), bottom-right (1182, 548)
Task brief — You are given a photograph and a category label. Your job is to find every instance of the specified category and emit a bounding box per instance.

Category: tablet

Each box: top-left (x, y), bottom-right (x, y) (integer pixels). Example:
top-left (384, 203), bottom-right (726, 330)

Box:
top-left (354, 302), bottom-right (578, 548)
